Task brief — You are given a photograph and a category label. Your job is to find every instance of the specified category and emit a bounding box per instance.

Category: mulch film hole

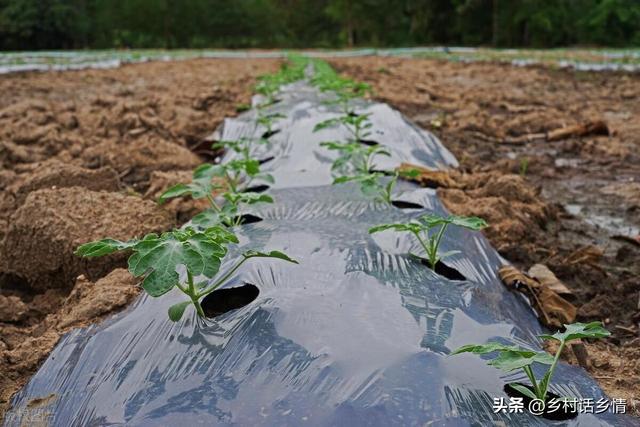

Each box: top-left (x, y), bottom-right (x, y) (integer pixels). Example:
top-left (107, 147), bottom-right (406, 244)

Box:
top-left (504, 383), bottom-right (579, 421)
top-left (418, 258), bottom-right (466, 281)
top-left (243, 184), bottom-right (270, 193)
top-left (258, 156), bottom-right (275, 165)
top-left (233, 214), bottom-right (263, 225)
top-left (201, 284), bottom-right (260, 318)
top-left (391, 200), bottom-right (424, 210)
top-left (262, 129), bottom-right (280, 139)
top-left (358, 139), bottom-right (379, 146)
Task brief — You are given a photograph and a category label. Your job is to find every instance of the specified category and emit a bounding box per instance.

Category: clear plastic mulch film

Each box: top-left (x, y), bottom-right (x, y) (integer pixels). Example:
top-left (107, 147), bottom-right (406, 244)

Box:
top-left (5, 79), bottom-right (636, 427)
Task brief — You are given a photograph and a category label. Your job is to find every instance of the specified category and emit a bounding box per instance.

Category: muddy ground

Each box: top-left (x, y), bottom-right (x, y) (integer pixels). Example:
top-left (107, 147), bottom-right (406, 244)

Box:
top-left (0, 56), bottom-right (638, 419)
top-left (332, 57), bottom-right (640, 412)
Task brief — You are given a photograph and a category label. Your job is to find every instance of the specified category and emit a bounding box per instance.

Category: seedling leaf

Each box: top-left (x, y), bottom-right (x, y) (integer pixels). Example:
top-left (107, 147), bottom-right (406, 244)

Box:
top-left (168, 301), bottom-right (191, 322)
top-left (509, 383), bottom-right (539, 400)
top-left (539, 321), bottom-right (611, 342)
top-left (75, 238), bottom-right (137, 257)
top-left (244, 250), bottom-right (299, 264)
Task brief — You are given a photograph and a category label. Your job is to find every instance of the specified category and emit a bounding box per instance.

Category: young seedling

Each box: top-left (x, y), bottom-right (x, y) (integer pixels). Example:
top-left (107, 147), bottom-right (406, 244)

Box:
top-left (314, 112), bottom-right (373, 142)
top-left (257, 111), bottom-right (286, 138)
top-left (192, 191), bottom-right (273, 228)
top-left (254, 54), bottom-right (309, 106)
top-left (369, 214), bottom-right (488, 270)
top-left (320, 141), bottom-right (389, 175)
top-left (159, 162), bottom-right (274, 228)
top-left (75, 226), bottom-right (297, 321)
top-left (212, 137), bottom-right (269, 163)
top-left (452, 322), bottom-right (611, 403)
top-left (310, 59), bottom-right (371, 112)
top-left (319, 141), bottom-right (398, 203)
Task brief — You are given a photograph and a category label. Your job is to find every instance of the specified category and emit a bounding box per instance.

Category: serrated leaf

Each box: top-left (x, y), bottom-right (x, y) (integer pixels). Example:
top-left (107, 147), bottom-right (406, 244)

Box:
top-left (127, 229), bottom-right (226, 297)
top-left (539, 321), bottom-right (610, 343)
top-left (192, 209), bottom-right (224, 229)
top-left (488, 350), bottom-right (551, 372)
top-left (448, 215), bottom-right (488, 230)
top-left (368, 221), bottom-right (422, 235)
top-left (204, 225), bottom-right (239, 244)
top-left (75, 238), bottom-right (137, 257)
top-left (224, 192), bottom-right (274, 205)
top-left (168, 301), bottom-right (191, 322)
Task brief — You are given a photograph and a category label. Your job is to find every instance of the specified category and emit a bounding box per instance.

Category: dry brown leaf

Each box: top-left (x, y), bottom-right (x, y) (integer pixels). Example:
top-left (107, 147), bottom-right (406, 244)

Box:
top-left (527, 263), bottom-right (573, 295)
top-left (563, 245), bottom-right (604, 267)
top-left (499, 265), bottom-right (577, 329)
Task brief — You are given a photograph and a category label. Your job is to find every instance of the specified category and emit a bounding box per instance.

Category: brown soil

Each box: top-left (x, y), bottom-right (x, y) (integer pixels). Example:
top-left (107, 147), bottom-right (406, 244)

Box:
top-left (0, 58), bottom-right (277, 419)
top-left (0, 187), bottom-right (175, 289)
top-left (333, 57), bottom-right (640, 414)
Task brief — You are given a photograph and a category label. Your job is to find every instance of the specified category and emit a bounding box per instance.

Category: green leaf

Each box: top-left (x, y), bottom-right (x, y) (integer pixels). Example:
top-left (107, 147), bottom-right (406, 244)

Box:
top-left (438, 250), bottom-right (461, 260)
top-left (158, 184), bottom-right (190, 203)
top-left (314, 118), bottom-right (340, 132)
top-left (539, 321), bottom-right (610, 344)
top-left (399, 168), bottom-right (421, 179)
top-left (488, 350), bottom-right (553, 372)
top-left (509, 383), bottom-right (539, 400)
top-left (255, 173), bottom-right (275, 184)
top-left (243, 250), bottom-right (299, 264)
top-left (168, 301), bottom-right (191, 322)
top-left (158, 164), bottom-right (224, 203)
top-left (368, 222), bottom-right (422, 235)
top-left (204, 225), bottom-right (239, 244)
top-left (451, 342), bottom-right (522, 355)
top-left (127, 229), bottom-right (226, 297)
top-left (75, 238), bottom-right (137, 257)
top-left (448, 215), bottom-right (488, 231)
top-left (223, 192), bottom-right (274, 205)
top-left (192, 209), bottom-right (225, 229)
top-left (418, 214), bottom-right (451, 229)
top-left (452, 342), bottom-right (553, 375)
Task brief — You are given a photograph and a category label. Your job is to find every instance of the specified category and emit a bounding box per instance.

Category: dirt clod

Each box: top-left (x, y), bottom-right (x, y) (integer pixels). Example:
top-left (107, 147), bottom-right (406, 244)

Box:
top-left (0, 269), bottom-right (139, 415)
top-left (0, 187), bottom-right (174, 290)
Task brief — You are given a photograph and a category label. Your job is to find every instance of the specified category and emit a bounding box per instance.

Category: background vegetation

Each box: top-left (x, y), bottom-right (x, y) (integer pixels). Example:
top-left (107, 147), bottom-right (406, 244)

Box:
top-left (0, 0), bottom-right (639, 51)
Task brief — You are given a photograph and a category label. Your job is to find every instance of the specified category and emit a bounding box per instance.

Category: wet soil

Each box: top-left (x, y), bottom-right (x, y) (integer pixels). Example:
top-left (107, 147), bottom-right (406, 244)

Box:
top-left (0, 58), bottom-right (278, 419)
top-left (332, 57), bottom-right (640, 413)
